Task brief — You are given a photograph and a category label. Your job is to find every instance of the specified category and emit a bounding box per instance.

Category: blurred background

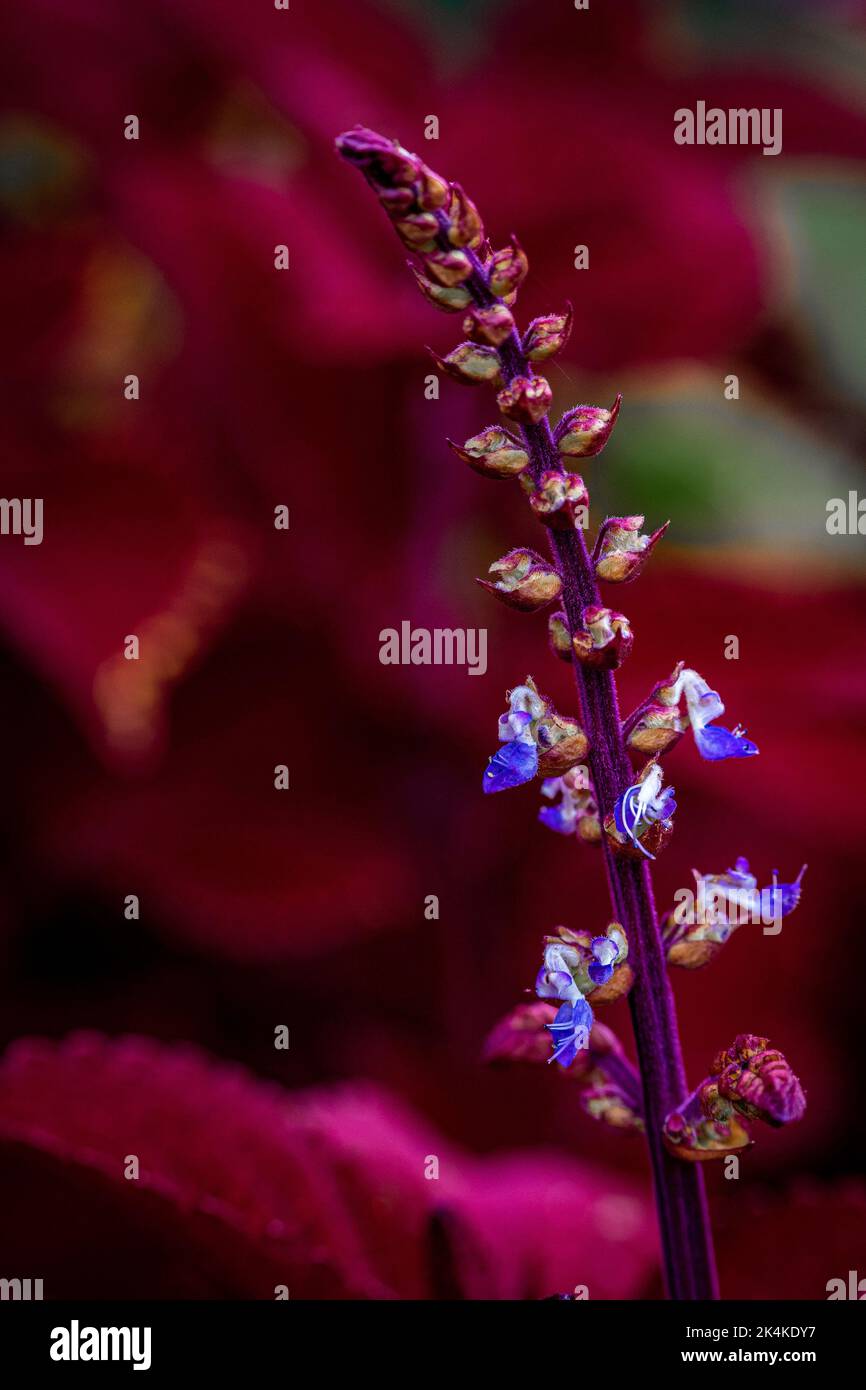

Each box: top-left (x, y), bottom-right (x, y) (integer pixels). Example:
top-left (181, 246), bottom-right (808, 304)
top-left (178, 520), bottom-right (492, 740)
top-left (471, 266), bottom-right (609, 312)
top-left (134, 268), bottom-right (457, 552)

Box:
top-left (0, 0), bottom-right (865, 1299)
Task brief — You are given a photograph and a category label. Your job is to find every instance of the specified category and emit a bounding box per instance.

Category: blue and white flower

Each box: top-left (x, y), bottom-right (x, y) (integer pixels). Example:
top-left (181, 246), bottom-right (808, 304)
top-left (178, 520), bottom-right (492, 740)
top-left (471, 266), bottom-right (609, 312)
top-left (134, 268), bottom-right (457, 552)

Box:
top-left (667, 668), bottom-right (759, 761)
top-left (483, 683), bottom-right (546, 794)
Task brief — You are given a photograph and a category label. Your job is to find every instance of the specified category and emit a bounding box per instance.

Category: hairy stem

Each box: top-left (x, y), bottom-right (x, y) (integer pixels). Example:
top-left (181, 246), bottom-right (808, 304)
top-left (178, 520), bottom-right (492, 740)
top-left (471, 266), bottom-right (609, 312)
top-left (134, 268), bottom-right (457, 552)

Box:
top-left (462, 242), bottom-right (718, 1300)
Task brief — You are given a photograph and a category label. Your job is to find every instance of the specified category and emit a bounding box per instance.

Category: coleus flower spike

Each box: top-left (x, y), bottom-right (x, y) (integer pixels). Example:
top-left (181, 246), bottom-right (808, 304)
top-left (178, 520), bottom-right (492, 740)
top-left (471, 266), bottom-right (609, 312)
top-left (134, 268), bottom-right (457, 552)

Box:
top-left (337, 123), bottom-right (806, 1301)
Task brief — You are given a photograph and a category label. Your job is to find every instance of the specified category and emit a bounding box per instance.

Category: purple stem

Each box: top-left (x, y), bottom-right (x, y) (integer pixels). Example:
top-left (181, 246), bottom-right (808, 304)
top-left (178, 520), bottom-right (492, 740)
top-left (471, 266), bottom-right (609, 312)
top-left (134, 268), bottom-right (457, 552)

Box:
top-left (460, 241), bottom-right (718, 1300)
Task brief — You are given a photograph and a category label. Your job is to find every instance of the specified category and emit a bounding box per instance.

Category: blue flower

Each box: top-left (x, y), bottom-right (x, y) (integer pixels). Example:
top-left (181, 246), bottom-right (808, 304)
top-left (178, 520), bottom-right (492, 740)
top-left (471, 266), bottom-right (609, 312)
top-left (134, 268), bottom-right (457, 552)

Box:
top-left (613, 763), bottom-right (675, 859)
top-left (587, 936), bottom-right (618, 986)
top-left (483, 738), bottom-right (538, 793)
top-left (546, 997), bottom-right (593, 1067)
top-left (535, 942), bottom-right (581, 1005)
top-left (674, 669), bottom-right (760, 761)
top-left (483, 683), bottom-right (546, 794)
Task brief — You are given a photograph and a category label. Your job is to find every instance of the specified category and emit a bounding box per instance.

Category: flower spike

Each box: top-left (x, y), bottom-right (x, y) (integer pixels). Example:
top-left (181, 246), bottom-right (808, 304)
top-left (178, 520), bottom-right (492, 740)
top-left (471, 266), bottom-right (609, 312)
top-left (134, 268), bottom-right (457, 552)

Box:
top-left (337, 123), bottom-right (804, 1302)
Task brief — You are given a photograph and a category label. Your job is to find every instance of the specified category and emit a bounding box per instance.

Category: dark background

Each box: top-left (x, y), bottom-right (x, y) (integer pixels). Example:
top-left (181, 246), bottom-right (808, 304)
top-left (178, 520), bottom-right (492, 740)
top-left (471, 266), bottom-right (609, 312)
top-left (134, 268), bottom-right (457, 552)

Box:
top-left (0, 0), bottom-right (865, 1298)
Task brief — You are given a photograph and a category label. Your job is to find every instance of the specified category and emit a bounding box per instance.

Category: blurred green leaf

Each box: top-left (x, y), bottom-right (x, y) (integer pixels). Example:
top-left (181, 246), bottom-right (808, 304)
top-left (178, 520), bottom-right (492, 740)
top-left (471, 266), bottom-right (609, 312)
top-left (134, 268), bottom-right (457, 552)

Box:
top-left (775, 175), bottom-right (866, 403)
top-left (588, 383), bottom-right (865, 567)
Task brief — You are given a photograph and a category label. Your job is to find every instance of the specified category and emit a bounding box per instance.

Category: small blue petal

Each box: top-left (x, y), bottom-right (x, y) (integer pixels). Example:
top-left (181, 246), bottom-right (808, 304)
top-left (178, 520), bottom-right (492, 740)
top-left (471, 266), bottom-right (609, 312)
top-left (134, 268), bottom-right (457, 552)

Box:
top-left (538, 804), bottom-right (574, 835)
top-left (694, 723), bottom-right (759, 760)
top-left (588, 960), bottom-right (614, 986)
top-left (482, 738), bottom-right (538, 794)
top-left (545, 997), bottom-right (593, 1068)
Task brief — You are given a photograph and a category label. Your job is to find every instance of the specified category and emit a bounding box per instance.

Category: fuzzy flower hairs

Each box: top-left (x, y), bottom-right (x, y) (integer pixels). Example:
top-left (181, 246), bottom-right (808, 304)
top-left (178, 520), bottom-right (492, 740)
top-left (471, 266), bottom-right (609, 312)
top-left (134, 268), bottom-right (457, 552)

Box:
top-left (336, 126), bottom-right (806, 1300)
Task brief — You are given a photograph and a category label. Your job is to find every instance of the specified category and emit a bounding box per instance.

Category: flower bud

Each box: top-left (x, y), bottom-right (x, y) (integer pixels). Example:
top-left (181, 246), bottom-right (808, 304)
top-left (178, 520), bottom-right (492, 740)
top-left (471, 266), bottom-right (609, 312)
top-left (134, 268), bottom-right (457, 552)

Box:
top-left (416, 163), bottom-right (450, 211)
top-left (711, 1034), bottom-right (806, 1127)
top-left (664, 1034), bottom-right (805, 1161)
top-left (663, 1086), bottom-right (752, 1163)
top-left (423, 247), bottom-right (473, 287)
top-left (393, 211), bottom-right (439, 251)
top-left (497, 374), bottom-right (552, 425)
top-left (335, 126), bottom-right (419, 186)
top-left (463, 304), bottom-right (514, 347)
top-left (477, 548), bottom-right (562, 612)
top-left (432, 342), bottom-right (502, 386)
top-left (535, 710), bottom-right (589, 775)
top-left (555, 394), bottom-right (621, 460)
top-left (547, 611), bottom-right (573, 662)
top-left (485, 236), bottom-right (529, 297)
top-left (447, 425), bottom-right (529, 479)
top-left (522, 307), bottom-right (573, 362)
top-left (446, 182), bottom-right (484, 248)
top-left (378, 186), bottom-right (418, 218)
top-left (594, 515), bottom-right (669, 583)
top-left (520, 469), bottom-right (588, 529)
top-left (571, 605), bottom-right (633, 670)
top-left (626, 704), bottom-right (685, 757)
top-left (408, 264), bottom-right (472, 313)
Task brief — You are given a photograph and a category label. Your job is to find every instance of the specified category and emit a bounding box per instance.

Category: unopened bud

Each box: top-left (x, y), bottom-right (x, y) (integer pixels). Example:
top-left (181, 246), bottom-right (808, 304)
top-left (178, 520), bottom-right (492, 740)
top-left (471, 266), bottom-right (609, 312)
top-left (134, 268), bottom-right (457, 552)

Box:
top-left (535, 710), bottom-right (589, 775)
top-left (497, 374), bottom-right (552, 425)
top-left (463, 304), bottom-right (514, 347)
top-left (408, 264), bottom-right (472, 313)
top-left (448, 425), bottom-right (530, 479)
top-left (626, 705), bottom-right (685, 756)
top-left (520, 469), bottom-right (588, 529)
top-left (446, 182), bottom-right (484, 248)
top-left (485, 237), bottom-right (529, 297)
top-left (522, 307), bottom-right (573, 362)
top-left (548, 611), bottom-right (573, 662)
top-left (555, 395), bottom-right (621, 461)
top-left (477, 548), bottom-right (562, 611)
top-left (594, 515), bottom-right (669, 583)
top-left (393, 211), bottom-right (439, 250)
top-left (432, 342), bottom-right (502, 386)
top-left (416, 163), bottom-right (450, 211)
top-left (423, 247), bottom-right (473, 287)
top-left (571, 605), bottom-right (633, 670)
